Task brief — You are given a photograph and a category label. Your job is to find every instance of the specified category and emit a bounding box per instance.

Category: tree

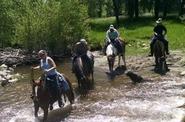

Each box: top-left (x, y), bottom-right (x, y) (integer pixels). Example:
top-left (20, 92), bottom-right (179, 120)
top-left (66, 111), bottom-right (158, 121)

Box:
top-left (154, 0), bottom-right (160, 18)
top-left (112, 0), bottom-right (120, 26)
top-left (134, 0), bottom-right (139, 18)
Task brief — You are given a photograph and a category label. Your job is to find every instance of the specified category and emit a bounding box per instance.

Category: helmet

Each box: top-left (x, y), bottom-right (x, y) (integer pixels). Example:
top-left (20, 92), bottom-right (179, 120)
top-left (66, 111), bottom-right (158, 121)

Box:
top-left (80, 39), bottom-right (87, 44)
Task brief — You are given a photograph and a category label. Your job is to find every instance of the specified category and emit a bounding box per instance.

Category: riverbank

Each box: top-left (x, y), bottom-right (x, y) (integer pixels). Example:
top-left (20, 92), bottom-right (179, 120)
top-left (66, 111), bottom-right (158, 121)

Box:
top-left (0, 47), bottom-right (39, 67)
top-left (0, 47), bottom-right (71, 67)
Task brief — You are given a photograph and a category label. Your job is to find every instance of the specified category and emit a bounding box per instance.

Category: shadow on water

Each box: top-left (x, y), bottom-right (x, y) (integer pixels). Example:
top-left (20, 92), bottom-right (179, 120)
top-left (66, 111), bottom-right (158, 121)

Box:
top-left (35, 105), bottom-right (72, 122)
top-left (106, 65), bottom-right (145, 84)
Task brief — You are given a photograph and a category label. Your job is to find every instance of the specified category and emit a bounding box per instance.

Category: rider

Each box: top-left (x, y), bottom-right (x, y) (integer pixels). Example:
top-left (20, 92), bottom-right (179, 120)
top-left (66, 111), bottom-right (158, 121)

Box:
top-left (73, 39), bottom-right (89, 56)
top-left (72, 39), bottom-right (89, 72)
top-left (32, 50), bottom-right (63, 108)
top-left (149, 18), bottom-right (169, 56)
top-left (105, 24), bottom-right (123, 54)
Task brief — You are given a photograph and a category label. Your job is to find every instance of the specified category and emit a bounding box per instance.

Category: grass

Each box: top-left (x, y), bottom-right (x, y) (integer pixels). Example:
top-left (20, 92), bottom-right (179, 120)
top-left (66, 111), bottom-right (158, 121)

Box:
top-left (87, 16), bottom-right (185, 55)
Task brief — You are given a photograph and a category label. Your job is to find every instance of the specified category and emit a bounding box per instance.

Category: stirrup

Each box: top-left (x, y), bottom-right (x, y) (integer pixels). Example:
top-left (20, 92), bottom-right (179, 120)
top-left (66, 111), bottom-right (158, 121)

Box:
top-left (49, 105), bottom-right (53, 110)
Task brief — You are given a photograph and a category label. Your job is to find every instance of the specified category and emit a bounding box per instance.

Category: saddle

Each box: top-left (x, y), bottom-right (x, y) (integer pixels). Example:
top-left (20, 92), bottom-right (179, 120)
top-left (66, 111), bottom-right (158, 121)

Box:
top-left (111, 39), bottom-right (123, 54)
top-left (45, 73), bottom-right (70, 92)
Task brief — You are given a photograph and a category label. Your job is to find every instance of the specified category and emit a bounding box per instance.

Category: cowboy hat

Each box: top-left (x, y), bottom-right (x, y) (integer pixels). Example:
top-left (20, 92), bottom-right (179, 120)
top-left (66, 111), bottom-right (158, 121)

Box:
top-left (156, 18), bottom-right (162, 24)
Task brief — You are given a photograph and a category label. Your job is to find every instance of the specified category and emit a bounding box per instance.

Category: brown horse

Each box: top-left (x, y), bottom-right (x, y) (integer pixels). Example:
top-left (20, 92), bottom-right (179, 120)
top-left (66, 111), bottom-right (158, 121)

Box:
top-left (31, 71), bottom-right (74, 121)
top-left (72, 51), bottom-right (94, 95)
top-left (153, 39), bottom-right (168, 75)
top-left (106, 38), bottom-right (126, 73)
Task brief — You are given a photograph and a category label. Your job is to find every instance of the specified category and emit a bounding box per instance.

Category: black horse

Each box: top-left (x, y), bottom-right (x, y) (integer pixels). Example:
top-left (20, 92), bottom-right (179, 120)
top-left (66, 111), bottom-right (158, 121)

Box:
top-left (153, 39), bottom-right (168, 75)
top-left (31, 71), bottom-right (74, 122)
top-left (72, 51), bottom-right (94, 95)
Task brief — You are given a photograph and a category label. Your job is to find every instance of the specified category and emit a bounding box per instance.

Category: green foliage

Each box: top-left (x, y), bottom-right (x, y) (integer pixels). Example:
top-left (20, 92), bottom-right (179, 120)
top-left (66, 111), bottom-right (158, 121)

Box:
top-left (89, 17), bottom-right (185, 55)
top-left (0, 0), bottom-right (15, 47)
top-left (0, 0), bottom-right (88, 54)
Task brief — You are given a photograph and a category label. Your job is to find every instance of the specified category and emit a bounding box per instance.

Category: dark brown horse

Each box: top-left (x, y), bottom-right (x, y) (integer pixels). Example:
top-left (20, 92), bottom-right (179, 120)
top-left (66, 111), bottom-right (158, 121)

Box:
top-left (72, 51), bottom-right (94, 95)
top-left (31, 71), bottom-right (74, 121)
top-left (106, 38), bottom-right (126, 73)
top-left (153, 39), bottom-right (168, 75)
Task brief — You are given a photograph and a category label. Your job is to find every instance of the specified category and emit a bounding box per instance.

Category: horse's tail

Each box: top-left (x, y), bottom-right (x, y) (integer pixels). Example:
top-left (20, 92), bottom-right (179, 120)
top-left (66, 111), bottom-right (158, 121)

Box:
top-left (64, 76), bottom-right (75, 104)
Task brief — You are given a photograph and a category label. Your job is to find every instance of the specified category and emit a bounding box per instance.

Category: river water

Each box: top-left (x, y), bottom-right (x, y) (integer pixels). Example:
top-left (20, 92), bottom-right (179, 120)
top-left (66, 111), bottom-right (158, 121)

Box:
top-left (1, 52), bottom-right (185, 122)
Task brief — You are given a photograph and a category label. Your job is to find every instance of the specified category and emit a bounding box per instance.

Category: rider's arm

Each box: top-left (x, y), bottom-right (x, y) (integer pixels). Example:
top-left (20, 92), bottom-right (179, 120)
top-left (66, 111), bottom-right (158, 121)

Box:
top-left (153, 26), bottom-right (158, 35)
top-left (32, 65), bottom-right (40, 70)
top-left (106, 31), bottom-right (111, 43)
top-left (46, 57), bottom-right (56, 72)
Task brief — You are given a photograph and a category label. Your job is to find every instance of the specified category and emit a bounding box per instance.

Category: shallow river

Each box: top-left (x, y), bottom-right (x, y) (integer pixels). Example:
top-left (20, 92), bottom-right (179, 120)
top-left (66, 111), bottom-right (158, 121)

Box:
top-left (1, 53), bottom-right (185, 122)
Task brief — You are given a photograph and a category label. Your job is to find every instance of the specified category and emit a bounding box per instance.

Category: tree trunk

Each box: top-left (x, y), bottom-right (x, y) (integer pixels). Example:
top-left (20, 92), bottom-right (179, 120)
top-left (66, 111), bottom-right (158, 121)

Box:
top-left (98, 0), bottom-right (103, 17)
top-left (127, 0), bottom-right (134, 19)
top-left (112, 0), bottom-right (120, 27)
top-left (154, 0), bottom-right (160, 19)
top-left (134, 0), bottom-right (139, 18)
top-left (163, 0), bottom-right (167, 18)
top-left (179, 0), bottom-right (185, 15)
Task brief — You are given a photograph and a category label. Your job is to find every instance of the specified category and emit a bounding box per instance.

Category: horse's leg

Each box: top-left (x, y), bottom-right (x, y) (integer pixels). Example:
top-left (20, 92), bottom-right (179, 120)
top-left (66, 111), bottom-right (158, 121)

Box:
top-left (154, 56), bottom-right (159, 71)
top-left (43, 107), bottom-right (48, 122)
top-left (118, 55), bottom-right (120, 67)
top-left (122, 53), bottom-right (126, 67)
top-left (77, 79), bottom-right (81, 90)
top-left (34, 102), bottom-right (39, 117)
top-left (112, 56), bottom-right (115, 71)
top-left (91, 71), bottom-right (94, 89)
top-left (107, 56), bottom-right (112, 72)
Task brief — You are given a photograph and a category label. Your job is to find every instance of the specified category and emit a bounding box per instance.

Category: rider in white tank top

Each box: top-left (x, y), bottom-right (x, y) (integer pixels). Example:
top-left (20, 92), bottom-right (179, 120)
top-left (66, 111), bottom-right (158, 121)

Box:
top-left (40, 56), bottom-right (57, 76)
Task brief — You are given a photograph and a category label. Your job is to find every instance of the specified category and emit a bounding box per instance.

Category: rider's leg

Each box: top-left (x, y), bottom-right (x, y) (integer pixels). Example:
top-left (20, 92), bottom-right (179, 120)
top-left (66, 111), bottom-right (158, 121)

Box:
top-left (149, 36), bottom-right (156, 56)
top-left (55, 75), bottom-right (64, 107)
top-left (121, 54), bottom-right (126, 67)
top-left (113, 39), bottom-right (123, 54)
top-left (163, 39), bottom-right (169, 55)
top-left (103, 40), bottom-right (109, 55)
top-left (118, 55), bottom-right (120, 66)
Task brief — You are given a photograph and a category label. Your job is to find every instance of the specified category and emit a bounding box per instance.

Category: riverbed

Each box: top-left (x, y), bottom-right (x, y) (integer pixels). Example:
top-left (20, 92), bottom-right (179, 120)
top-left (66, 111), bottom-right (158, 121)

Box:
top-left (1, 51), bottom-right (185, 122)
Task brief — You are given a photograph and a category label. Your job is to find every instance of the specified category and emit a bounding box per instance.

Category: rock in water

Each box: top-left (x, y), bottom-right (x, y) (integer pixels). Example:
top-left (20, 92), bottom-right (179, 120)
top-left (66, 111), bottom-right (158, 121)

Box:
top-left (180, 71), bottom-right (185, 76)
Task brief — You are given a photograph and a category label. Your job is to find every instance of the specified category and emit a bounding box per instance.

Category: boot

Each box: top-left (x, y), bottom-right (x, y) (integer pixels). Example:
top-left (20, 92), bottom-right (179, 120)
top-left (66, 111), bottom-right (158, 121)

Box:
top-left (58, 98), bottom-right (64, 108)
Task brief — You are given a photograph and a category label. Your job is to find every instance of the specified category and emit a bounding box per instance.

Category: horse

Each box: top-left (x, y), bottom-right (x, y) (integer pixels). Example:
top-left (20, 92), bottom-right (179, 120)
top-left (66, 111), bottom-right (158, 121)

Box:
top-left (72, 51), bottom-right (94, 95)
top-left (105, 38), bottom-right (126, 73)
top-left (153, 39), bottom-right (168, 75)
top-left (31, 70), bottom-right (74, 122)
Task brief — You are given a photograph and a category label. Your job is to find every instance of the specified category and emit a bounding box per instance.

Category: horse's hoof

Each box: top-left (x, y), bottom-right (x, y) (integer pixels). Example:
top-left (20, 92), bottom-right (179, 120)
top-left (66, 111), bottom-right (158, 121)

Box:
top-left (58, 101), bottom-right (64, 108)
top-left (166, 68), bottom-right (170, 72)
top-left (49, 105), bottom-right (53, 110)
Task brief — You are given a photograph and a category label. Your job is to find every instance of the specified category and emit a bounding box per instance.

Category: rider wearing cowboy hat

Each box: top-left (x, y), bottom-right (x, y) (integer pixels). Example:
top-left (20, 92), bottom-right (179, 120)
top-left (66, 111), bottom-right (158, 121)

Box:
top-left (149, 18), bottom-right (169, 56)
top-left (104, 24), bottom-right (123, 55)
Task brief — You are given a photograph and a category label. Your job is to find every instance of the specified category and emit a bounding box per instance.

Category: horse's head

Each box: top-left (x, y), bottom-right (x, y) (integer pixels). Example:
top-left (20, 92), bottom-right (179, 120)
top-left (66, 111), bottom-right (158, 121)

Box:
top-left (32, 76), bottom-right (44, 87)
top-left (73, 57), bottom-right (86, 80)
top-left (106, 43), bottom-right (117, 57)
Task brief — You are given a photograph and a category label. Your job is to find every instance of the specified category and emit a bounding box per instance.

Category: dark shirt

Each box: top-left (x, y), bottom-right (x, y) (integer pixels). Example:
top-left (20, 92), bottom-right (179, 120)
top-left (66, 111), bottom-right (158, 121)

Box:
top-left (153, 24), bottom-right (167, 35)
